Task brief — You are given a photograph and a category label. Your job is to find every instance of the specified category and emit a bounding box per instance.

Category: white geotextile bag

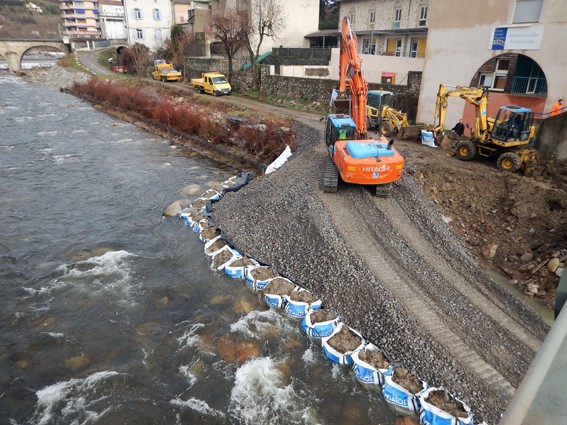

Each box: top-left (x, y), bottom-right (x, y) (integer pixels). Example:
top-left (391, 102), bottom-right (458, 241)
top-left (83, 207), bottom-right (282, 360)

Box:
top-left (204, 235), bottom-right (228, 257)
top-left (265, 145), bottom-right (292, 174)
top-left (421, 130), bottom-right (436, 148)
top-left (321, 323), bottom-right (365, 365)
top-left (210, 246), bottom-right (241, 271)
top-left (351, 342), bottom-right (393, 387)
top-left (417, 387), bottom-right (474, 425)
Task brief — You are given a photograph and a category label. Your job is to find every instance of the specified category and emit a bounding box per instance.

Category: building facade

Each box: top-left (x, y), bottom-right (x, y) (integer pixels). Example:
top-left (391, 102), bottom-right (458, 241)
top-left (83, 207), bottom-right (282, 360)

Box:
top-left (417, 0), bottom-right (567, 128)
top-left (99, 0), bottom-right (126, 41)
top-left (338, 0), bottom-right (429, 58)
top-left (122, 0), bottom-right (173, 51)
top-left (60, 0), bottom-right (102, 40)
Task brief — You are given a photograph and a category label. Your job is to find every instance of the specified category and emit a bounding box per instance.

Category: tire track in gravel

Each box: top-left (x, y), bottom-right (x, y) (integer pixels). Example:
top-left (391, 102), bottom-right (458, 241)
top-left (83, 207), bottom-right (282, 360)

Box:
top-left (319, 186), bottom-right (519, 399)
top-left (377, 192), bottom-right (542, 353)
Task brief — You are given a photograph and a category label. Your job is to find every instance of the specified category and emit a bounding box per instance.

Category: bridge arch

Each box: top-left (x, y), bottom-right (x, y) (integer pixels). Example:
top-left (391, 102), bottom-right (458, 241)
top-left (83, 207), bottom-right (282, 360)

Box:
top-left (0, 39), bottom-right (71, 73)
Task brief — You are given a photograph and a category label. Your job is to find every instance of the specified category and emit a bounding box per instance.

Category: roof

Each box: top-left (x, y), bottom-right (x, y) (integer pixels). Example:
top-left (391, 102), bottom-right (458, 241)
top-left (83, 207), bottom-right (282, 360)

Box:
top-left (502, 105), bottom-right (532, 113)
top-left (329, 114), bottom-right (356, 128)
top-left (304, 29), bottom-right (340, 39)
top-left (305, 27), bottom-right (427, 39)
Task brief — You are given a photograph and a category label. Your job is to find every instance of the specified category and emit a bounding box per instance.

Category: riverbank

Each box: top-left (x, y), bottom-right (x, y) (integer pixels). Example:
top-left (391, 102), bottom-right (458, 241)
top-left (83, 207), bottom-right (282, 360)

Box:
top-left (21, 64), bottom-right (565, 424)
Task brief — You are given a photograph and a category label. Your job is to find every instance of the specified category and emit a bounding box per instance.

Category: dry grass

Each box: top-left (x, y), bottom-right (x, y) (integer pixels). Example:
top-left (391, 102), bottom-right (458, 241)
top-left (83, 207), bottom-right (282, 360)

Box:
top-left (69, 79), bottom-right (296, 164)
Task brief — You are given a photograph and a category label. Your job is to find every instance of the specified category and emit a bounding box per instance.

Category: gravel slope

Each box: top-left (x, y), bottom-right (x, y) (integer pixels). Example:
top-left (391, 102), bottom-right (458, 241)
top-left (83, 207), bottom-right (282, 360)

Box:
top-left (212, 121), bottom-right (550, 424)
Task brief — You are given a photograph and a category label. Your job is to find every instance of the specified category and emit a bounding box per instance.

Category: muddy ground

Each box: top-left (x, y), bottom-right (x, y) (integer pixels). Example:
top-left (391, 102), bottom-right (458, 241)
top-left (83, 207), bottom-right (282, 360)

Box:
top-left (399, 137), bottom-right (566, 311)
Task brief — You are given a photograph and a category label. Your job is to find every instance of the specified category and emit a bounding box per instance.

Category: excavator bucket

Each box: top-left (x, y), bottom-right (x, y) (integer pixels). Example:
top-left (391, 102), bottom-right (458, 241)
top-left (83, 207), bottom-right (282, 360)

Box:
top-left (332, 99), bottom-right (351, 115)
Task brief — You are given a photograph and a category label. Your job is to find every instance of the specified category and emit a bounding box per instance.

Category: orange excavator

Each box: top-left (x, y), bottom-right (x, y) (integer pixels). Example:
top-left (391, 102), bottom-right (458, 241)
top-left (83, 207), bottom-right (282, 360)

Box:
top-left (322, 17), bottom-right (404, 197)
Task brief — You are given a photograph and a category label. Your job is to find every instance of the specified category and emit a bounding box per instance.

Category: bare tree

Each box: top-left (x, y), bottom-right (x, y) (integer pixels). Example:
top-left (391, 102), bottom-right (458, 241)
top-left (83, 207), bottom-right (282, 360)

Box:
top-left (244, 0), bottom-right (287, 89)
top-left (211, 11), bottom-right (248, 77)
top-left (123, 43), bottom-right (153, 76)
top-left (160, 25), bottom-right (195, 72)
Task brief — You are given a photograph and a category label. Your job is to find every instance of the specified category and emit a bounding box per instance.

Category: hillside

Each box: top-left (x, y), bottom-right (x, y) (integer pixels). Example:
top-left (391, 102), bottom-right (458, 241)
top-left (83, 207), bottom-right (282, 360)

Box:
top-left (0, 0), bottom-right (60, 38)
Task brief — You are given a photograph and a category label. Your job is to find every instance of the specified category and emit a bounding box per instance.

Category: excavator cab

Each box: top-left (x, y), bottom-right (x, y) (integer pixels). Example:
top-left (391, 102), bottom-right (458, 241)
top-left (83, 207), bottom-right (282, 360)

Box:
top-left (325, 114), bottom-right (357, 148)
top-left (490, 106), bottom-right (534, 145)
top-left (366, 90), bottom-right (394, 128)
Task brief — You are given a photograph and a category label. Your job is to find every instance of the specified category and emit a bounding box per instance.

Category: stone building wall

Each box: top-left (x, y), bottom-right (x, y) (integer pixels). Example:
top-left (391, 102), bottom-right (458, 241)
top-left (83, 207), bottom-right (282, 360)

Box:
top-left (230, 67), bottom-right (422, 122)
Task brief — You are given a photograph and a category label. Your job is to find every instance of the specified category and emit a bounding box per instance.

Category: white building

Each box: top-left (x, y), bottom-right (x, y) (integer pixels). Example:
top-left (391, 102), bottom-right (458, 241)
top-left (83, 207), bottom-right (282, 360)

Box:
top-left (99, 0), bottom-right (127, 41)
top-left (417, 0), bottom-right (567, 127)
top-left (123, 0), bottom-right (174, 52)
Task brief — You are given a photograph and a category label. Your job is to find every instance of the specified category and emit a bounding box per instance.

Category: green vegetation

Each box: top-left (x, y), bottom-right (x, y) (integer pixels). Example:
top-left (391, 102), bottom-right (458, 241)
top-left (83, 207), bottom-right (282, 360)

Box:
top-left (97, 49), bottom-right (115, 69)
top-left (547, 194), bottom-right (563, 209)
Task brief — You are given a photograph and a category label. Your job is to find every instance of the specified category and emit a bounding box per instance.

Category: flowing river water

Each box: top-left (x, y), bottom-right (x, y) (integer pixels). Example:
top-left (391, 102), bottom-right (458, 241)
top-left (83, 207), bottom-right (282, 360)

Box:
top-left (0, 75), bottom-right (400, 424)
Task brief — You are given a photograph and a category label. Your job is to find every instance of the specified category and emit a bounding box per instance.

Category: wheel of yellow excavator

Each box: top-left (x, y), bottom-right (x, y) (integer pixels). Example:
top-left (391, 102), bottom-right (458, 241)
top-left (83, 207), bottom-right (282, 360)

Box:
top-left (497, 152), bottom-right (522, 172)
top-left (455, 140), bottom-right (477, 161)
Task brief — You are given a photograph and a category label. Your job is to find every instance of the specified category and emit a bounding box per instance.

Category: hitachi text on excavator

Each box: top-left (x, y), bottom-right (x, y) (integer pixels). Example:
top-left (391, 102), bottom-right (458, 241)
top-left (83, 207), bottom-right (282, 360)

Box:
top-left (322, 17), bottom-right (404, 197)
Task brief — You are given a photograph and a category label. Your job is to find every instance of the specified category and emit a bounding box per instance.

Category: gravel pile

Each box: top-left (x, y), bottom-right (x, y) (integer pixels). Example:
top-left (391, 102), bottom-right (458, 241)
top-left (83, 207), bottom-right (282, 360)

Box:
top-left (21, 64), bottom-right (92, 89)
top-left (213, 121), bottom-right (549, 424)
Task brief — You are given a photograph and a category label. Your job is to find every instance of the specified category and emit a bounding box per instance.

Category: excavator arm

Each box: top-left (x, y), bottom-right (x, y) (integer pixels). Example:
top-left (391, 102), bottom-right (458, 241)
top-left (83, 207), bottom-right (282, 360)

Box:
top-left (337, 17), bottom-right (368, 139)
top-left (433, 84), bottom-right (490, 141)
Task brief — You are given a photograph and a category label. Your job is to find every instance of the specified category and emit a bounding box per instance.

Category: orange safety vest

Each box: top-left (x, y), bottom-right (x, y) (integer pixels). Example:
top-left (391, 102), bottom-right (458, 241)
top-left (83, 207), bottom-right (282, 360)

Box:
top-left (550, 102), bottom-right (563, 116)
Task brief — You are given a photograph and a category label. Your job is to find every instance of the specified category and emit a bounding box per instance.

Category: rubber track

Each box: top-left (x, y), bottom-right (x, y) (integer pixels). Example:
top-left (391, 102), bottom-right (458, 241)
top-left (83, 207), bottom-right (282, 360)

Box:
top-left (322, 155), bottom-right (338, 192)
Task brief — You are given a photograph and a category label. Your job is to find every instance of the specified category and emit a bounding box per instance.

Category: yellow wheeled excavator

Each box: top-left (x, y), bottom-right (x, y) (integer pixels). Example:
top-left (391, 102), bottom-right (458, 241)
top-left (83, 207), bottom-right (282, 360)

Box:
top-left (433, 84), bottom-right (537, 171)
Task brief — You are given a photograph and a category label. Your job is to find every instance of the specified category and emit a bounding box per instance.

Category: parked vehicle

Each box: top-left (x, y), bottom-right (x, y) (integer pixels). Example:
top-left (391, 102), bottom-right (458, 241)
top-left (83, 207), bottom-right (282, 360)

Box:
top-left (152, 60), bottom-right (182, 82)
top-left (191, 72), bottom-right (231, 96)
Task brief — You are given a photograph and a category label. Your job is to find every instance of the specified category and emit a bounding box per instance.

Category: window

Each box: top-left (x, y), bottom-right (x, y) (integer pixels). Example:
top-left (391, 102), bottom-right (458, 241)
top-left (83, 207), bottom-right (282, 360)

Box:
top-left (419, 5), bottom-right (428, 26)
top-left (349, 12), bottom-right (355, 25)
top-left (136, 28), bottom-right (143, 39)
top-left (134, 8), bottom-right (142, 19)
top-left (410, 39), bottom-right (418, 57)
top-left (513, 0), bottom-right (542, 23)
top-left (496, 59), bottom-right (510, 72)
top-left (478, 59), bottom-right (509, 91)
top-left (394, 8), bottom-right (402, 28)
top-left (395, 39), bottom-right (402, 56)
top-left (363, 39), bottom-right (370, 53)
top-left (369, 10), bottom-right (375, 24)
top-left (153, 8), bottom-right (161, 20)
top-left (155, 28), bottom-right (162, 41)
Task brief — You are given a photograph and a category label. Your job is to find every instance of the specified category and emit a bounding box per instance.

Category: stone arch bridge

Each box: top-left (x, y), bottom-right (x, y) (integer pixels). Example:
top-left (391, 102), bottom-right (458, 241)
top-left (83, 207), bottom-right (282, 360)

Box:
top-left (0, 39), bottom-right (71, 73)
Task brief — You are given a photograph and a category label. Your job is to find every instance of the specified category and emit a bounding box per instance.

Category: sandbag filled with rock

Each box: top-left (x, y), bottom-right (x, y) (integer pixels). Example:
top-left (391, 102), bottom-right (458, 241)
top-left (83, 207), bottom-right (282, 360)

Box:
top-left (352, 342), bottom-right (393, 387)
top-left (181, 210), bottom-right (206, 228)
top-left (301, 308), bottom-right (340, 338)
top-left (284, 288), bottom-right (322, 319)
top-left (211, 246), bottom-right (241, 271)
top-left (382, 367), bottom-right (428, 416)
top-left (189, 198), bottom-right (208, 213)
top-left (200, 189), bottom-right (221, 202)
top-left (263, 277), bottom-right (297, 308)
top-left (245, 265), bottom-right (279, 291)
top-left (199, 224), bottom-right (221, 243)
top-left (417, 387), bottom-right (474, 425)
top-left (224, 256), bottom-right (259, 280)
top-left (321, 323), bottom-right (365, 365)
top-left (204, 236), bottom-right (229, 257)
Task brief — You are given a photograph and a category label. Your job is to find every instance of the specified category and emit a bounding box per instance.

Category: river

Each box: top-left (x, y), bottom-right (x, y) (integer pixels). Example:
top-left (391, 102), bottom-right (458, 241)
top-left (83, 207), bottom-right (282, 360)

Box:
top-left (0, 74), bottom-right (399, 424)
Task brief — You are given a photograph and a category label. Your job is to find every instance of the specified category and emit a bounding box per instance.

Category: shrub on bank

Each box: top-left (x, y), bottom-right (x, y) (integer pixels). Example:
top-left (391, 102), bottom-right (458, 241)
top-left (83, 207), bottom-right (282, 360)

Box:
top-left (70, 79), bottom-right (297, 164)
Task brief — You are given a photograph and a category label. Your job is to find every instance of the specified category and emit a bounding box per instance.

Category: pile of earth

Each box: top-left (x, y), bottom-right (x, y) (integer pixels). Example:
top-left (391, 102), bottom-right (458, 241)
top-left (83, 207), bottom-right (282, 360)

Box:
top-left (398, 138), bottom-right (567, 311)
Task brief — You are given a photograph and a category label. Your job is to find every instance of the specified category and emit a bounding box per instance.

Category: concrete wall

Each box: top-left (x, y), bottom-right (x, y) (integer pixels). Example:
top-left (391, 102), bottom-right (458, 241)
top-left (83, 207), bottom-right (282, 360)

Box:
top-left (418, 0), bottom-right (567, 128)
top-left (328, 47), bottom-right (425, 85)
